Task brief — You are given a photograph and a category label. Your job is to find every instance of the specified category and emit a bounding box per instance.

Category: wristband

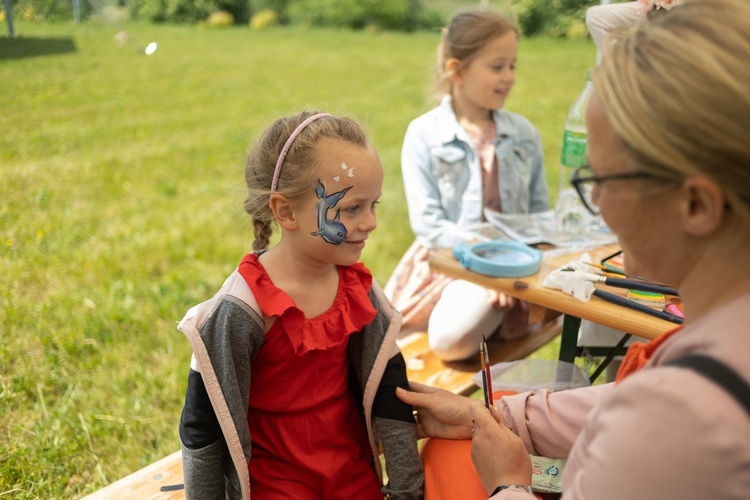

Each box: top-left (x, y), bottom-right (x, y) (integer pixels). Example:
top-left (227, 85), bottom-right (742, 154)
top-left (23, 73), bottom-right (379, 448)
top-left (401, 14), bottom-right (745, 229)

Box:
top-left (489, 484), bottom-right (533, 497)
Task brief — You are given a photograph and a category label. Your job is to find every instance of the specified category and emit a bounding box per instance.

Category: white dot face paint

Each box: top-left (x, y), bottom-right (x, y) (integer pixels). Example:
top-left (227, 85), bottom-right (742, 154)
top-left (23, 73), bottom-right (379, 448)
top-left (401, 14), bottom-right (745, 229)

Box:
top-left (339, 161), bottom-right (355, 178)
top-left (333, 176), bottom-right (340, 182)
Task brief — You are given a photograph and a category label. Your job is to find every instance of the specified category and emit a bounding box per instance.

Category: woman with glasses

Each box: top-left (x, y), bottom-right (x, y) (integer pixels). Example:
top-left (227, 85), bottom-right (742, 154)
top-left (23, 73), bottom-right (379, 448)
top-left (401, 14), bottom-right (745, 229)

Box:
top-left (397, 0), bottom-right (750, 497)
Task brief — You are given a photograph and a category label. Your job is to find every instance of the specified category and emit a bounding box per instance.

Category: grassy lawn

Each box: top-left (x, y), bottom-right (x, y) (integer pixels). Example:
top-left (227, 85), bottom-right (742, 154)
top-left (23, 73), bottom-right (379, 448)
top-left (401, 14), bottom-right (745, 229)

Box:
top-left (1, 19), bottom-right (595, 498)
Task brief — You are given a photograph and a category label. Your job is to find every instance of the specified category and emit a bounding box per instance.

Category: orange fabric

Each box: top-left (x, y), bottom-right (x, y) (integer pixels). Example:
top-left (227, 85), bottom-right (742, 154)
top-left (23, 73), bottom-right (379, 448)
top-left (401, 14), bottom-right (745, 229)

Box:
top-left (424, 328), bottom-right (688, 499)
top-left (421, 391), bottom-right (551, 500)
top-left (421, 438), bottom-right (487, 500)
top-left (615, 326), bottom-right (683, 383)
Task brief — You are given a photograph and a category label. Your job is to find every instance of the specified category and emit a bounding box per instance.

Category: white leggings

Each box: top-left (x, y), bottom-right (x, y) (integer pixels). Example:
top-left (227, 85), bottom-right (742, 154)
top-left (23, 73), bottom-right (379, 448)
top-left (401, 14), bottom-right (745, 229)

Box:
top-left (427, 280), bottom-right (504, 362)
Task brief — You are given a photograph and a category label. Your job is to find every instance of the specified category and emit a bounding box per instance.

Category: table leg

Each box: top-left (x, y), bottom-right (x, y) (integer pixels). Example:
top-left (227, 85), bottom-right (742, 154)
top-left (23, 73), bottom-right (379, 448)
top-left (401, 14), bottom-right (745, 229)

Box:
top-left (557, 314), bottom-right (581, 383)
top-left (588, 333), bottom-right (632, 383)
top-left (558, 314), bottom-right (581, 365)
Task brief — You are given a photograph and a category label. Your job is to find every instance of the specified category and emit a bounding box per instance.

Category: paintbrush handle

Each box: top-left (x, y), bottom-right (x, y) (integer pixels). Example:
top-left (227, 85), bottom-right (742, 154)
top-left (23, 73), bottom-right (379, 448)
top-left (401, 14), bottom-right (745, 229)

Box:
top-left (481, 370), bottom-right (490, 408)
top-left (484, 360), bottom-right (493, 406)
top-left (593, 289), bottom-right (683, 324)
top-left (603, 277), bottom-right (679, 296)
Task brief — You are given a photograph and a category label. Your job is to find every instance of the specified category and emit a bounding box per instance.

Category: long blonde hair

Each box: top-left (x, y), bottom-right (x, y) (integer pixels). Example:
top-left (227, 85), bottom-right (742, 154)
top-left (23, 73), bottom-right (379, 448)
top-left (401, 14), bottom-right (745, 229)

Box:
top-left (594, 0), bottom-right (750, 221)
top-left (244, 112), bottom-right (372, 251)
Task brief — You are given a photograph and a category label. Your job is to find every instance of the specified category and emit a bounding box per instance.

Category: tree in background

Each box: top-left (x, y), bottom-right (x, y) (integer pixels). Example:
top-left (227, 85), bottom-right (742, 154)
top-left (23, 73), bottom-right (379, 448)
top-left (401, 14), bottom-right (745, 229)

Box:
top-left (7, 0), bottom-right (601, 36)
top-left (510, 0), bottom-right (600, 38)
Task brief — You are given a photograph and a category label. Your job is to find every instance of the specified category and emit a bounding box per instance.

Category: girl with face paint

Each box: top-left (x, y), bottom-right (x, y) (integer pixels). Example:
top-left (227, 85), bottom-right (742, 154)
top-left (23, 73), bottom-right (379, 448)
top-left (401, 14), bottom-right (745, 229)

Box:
top-left (177, 112), bottom-right (424, 499)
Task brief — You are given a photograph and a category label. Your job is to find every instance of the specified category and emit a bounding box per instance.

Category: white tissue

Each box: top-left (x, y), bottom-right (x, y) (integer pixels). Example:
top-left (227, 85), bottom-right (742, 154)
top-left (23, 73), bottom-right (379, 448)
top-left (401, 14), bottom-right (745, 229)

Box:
top-left (541, 252), bottom-right (598, 302)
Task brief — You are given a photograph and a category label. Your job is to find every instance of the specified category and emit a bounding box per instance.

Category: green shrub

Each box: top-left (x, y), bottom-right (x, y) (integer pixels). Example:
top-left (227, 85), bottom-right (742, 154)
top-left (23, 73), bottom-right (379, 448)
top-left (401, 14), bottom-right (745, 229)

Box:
top-left (207, 9), bottom-right (233, 26)
top-left (13, 0), bottom-right (91, 22)
top-left (510, 0), bottom-right (598, 37)
top-left (251, 0), bottom-right (289, 23)
top-left (216, 0), bottom-right (249, 23)
top-left (128, 0), bottom-right (249, 23)
top-left (286, 0), bottom-right (441, 31)
top-left (249, 8), bottom-right (278, 28)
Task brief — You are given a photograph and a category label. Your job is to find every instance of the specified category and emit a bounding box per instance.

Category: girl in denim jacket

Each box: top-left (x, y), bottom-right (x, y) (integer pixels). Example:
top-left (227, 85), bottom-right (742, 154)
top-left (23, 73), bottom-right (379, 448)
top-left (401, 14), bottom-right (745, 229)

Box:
top-left (385, 8), bottom-right (549, 361)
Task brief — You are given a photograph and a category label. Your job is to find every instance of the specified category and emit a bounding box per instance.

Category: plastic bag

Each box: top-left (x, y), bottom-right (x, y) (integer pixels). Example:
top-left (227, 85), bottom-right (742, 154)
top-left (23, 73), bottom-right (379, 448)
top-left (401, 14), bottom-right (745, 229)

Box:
top-left (472, 359), bottom-right (590, 393)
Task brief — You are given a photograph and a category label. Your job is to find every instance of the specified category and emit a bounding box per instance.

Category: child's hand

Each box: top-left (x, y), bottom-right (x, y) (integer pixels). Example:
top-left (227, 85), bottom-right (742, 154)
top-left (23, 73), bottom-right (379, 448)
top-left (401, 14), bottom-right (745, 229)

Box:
top-left (488, 289), bottom-right (515, 310)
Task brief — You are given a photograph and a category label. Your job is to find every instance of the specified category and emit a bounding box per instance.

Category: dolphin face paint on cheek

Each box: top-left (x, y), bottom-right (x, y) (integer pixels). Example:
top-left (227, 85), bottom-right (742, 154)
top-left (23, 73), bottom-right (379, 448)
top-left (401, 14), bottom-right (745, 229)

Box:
top-left (311, 180), bottom-right (352, 245)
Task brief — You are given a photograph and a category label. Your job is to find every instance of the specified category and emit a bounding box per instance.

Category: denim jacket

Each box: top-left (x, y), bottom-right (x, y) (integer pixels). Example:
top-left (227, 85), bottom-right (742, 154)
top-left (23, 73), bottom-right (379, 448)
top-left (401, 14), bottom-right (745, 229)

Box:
top-left (400, 95), bottom-right (549, 249)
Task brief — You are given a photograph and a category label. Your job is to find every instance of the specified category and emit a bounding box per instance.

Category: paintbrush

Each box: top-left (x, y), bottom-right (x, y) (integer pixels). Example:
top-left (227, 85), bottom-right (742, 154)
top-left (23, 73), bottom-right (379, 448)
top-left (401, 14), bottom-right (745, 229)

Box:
top-left (587, 273), bottom-right (678, 296)
top-left (481, 335), bottom-right (493, 408)
top-left (564, 268), bottom-right (679, 296)
top-left (479, 342), bottom-right (490, 408)
top-left (582, 261), bottom-right (677, 289)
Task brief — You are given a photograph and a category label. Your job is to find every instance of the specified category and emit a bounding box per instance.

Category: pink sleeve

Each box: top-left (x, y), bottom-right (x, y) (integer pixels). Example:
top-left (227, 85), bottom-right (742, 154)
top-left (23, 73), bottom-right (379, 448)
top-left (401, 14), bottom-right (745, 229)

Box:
top-left (497, 384), bottom-right (613, 458)
top-left (563, 369), bottom-right (750, 499)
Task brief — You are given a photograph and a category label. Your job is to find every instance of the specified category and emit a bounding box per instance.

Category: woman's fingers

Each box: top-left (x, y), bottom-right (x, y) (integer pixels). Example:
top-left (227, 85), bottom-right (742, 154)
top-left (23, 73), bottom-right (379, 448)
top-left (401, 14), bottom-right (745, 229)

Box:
top-left (396, 385), bottom-right (474, 440)
top-left (469, 402), bottom-right (532, 494)
top-left (407, 381), bottom-right (440, 394)
top-left (396, 384), bottom-right (443, 407)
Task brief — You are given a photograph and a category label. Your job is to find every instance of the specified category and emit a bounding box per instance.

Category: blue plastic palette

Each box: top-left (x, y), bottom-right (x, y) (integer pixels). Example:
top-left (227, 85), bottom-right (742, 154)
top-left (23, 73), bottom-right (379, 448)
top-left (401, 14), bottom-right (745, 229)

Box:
top-left (452, 241), bottom-right (542, 278)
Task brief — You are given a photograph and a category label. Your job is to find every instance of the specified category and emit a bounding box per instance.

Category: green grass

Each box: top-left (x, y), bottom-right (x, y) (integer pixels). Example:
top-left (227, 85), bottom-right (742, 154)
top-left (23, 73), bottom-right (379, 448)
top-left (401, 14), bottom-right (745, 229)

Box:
top-left (1, 20), bottom-right (595, 498)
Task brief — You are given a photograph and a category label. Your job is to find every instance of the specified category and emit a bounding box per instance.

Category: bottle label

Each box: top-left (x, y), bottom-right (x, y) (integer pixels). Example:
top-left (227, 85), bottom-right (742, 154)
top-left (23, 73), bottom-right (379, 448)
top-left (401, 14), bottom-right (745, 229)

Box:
top-left (561, 129), bottom-right (587, 168)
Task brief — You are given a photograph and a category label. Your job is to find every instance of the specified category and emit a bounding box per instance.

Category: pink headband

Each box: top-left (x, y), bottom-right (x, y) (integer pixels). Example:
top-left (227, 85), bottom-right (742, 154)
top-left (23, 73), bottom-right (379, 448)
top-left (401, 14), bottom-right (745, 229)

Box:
top-left (270, 112), bottom-right (332, 191)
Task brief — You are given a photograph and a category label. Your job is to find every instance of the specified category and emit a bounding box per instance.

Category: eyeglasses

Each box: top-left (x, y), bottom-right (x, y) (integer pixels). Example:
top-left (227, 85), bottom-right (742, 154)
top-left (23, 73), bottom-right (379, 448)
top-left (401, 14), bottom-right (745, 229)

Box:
top-left (570, 164), bottom-right (665, 215)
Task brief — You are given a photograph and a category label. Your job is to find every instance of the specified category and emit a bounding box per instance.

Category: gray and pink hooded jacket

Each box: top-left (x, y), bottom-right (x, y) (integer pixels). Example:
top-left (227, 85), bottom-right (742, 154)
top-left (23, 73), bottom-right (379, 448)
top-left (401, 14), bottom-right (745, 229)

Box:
top-left (177, 267), bottom-right (424, 499)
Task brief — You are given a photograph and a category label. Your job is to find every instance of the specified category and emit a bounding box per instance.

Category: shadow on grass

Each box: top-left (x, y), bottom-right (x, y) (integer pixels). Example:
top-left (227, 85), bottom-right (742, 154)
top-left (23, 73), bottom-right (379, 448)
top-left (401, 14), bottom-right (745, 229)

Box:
top-left (0, 36), bottom-right (77, 59)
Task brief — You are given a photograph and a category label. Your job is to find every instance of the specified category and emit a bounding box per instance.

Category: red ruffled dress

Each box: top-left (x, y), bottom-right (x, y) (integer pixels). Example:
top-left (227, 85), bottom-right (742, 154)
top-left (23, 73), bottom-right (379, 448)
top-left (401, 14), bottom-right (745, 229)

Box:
top-left (238, 253), bottom-right (384, 499)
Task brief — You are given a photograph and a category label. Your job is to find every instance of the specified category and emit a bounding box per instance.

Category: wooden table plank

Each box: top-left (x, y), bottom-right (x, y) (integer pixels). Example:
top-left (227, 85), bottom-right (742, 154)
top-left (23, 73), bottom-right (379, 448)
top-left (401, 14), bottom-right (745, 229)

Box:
top-left (428, 245), bottom-right (675, 341)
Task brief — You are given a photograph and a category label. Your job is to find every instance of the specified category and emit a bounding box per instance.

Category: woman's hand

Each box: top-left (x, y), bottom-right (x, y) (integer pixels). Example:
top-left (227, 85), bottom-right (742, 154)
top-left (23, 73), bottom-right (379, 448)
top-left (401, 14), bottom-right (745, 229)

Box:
top-left (469, 401), bottom-right (532, 495)
top-left (395, 382), bottom-right (474, 439)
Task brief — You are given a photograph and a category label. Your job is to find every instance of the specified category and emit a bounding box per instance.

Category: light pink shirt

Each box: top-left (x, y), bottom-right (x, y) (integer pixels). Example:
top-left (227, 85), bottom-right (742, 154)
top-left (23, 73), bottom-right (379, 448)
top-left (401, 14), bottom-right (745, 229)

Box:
top-left (496, 293), bottom-right (750, 499)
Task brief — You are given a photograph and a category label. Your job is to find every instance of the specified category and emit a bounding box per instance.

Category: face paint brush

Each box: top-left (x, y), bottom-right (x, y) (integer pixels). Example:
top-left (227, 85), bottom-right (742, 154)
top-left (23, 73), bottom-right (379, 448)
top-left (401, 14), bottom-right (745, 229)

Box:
top-left (583, 272), bottom-right (679, 296)
top-left (480, 335), bottom-right (493, 408)
top-left (562, 268), bottom-right (678, 296)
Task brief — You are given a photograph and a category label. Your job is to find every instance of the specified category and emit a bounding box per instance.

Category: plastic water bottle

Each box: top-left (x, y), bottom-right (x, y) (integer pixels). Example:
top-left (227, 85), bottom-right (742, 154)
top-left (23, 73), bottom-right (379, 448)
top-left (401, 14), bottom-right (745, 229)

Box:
top-left (555, 71), bottom-right (596, 235)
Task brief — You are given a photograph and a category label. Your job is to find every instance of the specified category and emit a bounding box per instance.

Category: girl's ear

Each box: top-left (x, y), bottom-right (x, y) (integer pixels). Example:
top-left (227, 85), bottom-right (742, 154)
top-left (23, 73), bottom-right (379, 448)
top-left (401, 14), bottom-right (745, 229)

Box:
top-left (445, 57), bottom-right (462, 83)
top-left (269, 193), bottom-right (297, 230)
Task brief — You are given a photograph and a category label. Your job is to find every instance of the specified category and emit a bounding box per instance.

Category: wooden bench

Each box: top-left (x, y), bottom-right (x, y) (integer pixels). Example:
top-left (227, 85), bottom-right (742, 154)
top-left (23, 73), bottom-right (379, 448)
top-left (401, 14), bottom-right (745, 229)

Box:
top-left (398, 318), bottom-right (563, 396)
top-left (83, 319), bottom-right (562, 499)
top-left (81, 450), bottom-right (185, 500)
